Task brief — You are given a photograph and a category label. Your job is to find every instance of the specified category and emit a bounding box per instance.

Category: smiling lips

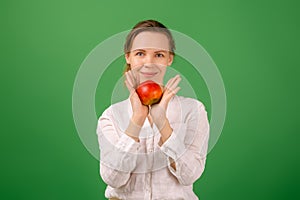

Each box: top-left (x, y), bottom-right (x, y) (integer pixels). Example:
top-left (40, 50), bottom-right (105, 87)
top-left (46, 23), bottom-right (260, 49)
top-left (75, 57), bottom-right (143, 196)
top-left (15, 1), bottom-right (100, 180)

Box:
top-left (140, 71), bottom-right (158, 77)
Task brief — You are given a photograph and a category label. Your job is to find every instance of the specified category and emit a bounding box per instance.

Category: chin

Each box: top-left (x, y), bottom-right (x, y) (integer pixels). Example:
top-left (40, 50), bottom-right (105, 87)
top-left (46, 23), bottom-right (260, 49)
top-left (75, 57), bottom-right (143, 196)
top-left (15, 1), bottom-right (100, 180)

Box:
top-left (140, 76), bottom-right (163, 85)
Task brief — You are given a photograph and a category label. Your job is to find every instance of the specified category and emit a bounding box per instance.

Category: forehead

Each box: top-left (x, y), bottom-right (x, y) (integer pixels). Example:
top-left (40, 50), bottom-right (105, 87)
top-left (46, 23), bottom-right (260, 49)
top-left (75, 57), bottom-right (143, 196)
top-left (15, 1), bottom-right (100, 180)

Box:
top-left (131, 31), bottom-right (170, 52)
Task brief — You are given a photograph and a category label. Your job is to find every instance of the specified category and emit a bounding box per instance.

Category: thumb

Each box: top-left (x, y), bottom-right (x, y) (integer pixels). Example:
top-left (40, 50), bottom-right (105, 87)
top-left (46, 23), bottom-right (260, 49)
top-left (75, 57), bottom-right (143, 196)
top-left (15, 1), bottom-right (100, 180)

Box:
top-left (125, 80), bottom-right (135, 95)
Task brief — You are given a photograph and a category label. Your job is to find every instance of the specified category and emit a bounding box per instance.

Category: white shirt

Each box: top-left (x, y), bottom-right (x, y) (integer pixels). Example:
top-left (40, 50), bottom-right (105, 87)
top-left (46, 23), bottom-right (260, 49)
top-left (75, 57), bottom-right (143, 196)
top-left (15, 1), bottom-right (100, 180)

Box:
top-left (97, 95), bottom-right (210, 200)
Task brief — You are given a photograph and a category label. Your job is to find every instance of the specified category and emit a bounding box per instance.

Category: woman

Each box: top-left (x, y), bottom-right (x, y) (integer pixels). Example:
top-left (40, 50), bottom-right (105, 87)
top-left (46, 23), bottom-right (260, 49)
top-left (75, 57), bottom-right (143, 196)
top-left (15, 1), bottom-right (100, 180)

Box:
top-left (97, 20), bottom-right (210, 200)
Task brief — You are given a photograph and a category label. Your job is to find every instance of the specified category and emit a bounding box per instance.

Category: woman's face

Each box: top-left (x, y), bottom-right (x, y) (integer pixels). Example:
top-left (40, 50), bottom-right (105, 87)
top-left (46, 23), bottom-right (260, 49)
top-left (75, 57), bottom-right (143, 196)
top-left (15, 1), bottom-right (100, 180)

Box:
top-left (125, 31), bottom-right (174, 85)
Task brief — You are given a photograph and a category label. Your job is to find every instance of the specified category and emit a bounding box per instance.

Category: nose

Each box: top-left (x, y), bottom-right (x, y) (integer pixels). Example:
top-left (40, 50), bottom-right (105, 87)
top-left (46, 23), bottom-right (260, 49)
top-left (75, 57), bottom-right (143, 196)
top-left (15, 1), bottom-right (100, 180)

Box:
top-left (143, 63), bottom-right (157, 69)
top-left (144, 54), bottom-right (154, 65)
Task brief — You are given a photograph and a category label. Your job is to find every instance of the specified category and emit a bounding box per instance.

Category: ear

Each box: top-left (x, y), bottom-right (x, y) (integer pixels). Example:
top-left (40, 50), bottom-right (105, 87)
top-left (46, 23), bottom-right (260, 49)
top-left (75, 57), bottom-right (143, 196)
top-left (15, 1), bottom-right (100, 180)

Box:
top-left (125, 53), bottom-right (130, 64)
top-left (167, 53), bottom-right (174, 66)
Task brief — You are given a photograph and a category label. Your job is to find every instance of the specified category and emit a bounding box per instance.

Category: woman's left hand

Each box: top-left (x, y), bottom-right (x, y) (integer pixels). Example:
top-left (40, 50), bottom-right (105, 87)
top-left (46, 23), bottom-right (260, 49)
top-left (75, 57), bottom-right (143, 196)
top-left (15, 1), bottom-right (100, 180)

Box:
top-left (150, 75), bottom-right (181, 130)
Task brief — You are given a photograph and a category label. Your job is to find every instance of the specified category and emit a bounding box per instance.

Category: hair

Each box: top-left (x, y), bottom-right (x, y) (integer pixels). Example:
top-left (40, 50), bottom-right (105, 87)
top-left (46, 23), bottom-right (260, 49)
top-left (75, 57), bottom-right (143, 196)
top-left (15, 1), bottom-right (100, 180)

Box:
top-left (123, 19), bottom-right (175, 73)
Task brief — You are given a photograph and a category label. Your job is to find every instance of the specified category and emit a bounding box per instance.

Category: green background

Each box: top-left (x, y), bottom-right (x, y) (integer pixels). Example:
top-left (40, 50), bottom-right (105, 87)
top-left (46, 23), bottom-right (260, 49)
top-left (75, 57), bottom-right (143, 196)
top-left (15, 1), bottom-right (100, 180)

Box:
top-left (1, 0), bottom-right (299, 199)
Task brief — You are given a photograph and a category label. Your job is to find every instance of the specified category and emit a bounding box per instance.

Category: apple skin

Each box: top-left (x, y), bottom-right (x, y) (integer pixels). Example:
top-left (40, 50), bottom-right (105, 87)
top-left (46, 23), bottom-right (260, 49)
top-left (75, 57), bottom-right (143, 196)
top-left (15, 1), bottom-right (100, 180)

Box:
top-left (136, 80), bottom-right (163, 106)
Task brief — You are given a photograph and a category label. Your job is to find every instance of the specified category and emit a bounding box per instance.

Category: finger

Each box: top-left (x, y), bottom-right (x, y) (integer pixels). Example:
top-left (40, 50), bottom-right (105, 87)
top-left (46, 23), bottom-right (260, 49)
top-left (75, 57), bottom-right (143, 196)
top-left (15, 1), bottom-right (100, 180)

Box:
top-left (125, 80), bottom-right (135, 94)
top-left (165, 75), bottom-right (180, 90)
top-left (168, 76), bottom-right (181, 91)
top-left (162, 76), bottom-right (180, 97)
top-left (135, 71), bottom-right (140, 86)
top-left (129, 70), bottom-right (139, 88)
top-left (171, 87), bottom-right (181, 95)
top-left (124, 78), bottom-right (132, 89)
top-left (163, 86), bottom-right (180, 99)
top-left (164, 77), bottom-right (175, 91)
top-left (160, 87), bottom-right (180, 107)
top-left (165, 76), bottom-right (180, 93)
top-left (131, 68), bottom-right (140, 87)
top-left (126, 71), bottom-right (135, 88)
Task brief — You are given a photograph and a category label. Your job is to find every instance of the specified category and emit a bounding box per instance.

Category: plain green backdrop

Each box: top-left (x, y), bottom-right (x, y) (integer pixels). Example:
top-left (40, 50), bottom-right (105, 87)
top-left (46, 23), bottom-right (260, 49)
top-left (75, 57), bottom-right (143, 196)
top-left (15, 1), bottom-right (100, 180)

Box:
top-left (1, 0), bottom-right (299, 199)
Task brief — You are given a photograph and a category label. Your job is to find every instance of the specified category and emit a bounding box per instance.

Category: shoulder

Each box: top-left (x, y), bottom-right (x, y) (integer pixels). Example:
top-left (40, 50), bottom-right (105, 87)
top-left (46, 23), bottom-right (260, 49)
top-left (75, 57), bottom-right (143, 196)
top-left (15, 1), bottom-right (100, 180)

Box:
top-left (97, 99), bottom-right (131, 132)
top-left (110, 99), bottom-right (130, 110)
top-left (99, 99), bottom-right (130, 119)
top-left (173, 95), bottom-right (206, 110)
top-left (167, 95), bottom-right (208, 123)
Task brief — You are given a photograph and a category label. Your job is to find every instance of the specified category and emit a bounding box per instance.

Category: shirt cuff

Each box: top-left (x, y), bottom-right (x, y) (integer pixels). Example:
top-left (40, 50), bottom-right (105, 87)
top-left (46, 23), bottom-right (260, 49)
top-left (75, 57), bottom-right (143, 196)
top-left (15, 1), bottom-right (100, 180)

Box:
top-left (101, 133), bottom-right (140, 173)
top-left (115, 133), bottom-right (140, 153)
top-left (159, 123), bottom-right (186, 160)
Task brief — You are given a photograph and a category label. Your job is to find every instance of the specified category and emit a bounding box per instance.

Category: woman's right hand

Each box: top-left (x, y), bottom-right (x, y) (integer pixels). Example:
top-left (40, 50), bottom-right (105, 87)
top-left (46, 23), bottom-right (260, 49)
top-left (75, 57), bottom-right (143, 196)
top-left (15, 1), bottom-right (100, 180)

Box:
top-left (125, 70), bottom-right (149, 126)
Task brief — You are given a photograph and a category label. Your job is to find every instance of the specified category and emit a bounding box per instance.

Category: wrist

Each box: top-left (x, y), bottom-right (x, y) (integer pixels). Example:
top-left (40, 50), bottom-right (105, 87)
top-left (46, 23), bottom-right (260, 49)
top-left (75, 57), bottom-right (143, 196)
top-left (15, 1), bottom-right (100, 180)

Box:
top-left (132, 114), bottom-right (146, 126)
top-left (159, 120), bottom-right (172, 141)
top-left (125, 119), bottom-right (142, 142)
top-left (153, 115), bottom-right (167, 130)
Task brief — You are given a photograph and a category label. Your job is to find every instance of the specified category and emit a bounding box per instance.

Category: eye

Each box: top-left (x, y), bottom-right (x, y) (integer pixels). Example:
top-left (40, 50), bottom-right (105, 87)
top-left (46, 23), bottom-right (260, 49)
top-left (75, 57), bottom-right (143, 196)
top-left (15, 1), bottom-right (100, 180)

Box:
top-left (156, 53), bottom-right (164, 58)
top-left (135, 52), bottom-right (144, 56)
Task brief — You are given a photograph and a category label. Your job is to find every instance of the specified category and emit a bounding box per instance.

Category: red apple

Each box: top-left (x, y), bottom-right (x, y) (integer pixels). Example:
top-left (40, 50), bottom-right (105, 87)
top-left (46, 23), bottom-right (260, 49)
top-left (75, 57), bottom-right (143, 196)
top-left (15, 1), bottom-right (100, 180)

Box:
top-left (136, 80), bottom-right (163, 106)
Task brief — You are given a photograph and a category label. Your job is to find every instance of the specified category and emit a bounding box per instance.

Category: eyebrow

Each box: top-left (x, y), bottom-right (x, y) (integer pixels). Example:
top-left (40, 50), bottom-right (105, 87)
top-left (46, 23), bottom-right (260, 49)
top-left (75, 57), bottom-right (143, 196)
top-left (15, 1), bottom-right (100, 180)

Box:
top-left (132, 49), bottom-right (168, 53)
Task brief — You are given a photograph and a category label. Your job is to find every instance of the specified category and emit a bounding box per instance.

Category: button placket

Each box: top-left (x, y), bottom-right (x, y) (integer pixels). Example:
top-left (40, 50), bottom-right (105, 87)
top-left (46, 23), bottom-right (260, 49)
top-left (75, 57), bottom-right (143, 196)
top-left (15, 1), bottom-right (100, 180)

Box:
top-left (145, 126), bottom-right (154, 199)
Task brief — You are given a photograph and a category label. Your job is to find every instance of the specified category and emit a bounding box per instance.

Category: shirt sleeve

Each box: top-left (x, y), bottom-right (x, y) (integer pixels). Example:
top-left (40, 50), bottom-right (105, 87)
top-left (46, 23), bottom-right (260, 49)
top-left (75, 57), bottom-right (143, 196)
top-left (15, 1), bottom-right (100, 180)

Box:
top-left (97, 107), bottom-right (140, 188)
top-left (159, 102), bottom-right (210, 186)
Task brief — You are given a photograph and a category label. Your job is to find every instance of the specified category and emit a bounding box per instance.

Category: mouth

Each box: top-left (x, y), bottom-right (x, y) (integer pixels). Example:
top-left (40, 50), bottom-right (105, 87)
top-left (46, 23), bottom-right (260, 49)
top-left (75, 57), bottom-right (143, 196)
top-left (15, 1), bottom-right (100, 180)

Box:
top-left (140, 71), bottom-right (158, 77)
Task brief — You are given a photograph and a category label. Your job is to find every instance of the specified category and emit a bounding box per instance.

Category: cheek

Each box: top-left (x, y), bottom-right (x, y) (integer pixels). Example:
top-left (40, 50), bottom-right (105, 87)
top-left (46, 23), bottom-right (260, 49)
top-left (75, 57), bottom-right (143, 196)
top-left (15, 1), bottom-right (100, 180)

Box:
top-left (161, 55), bottom-right (172, 64)
top-left (161, 59), bottom-right (170, 66)
top-left (159, 66), bottom-right (167, 75)
top-left (129, 58), bottom-right (143, 68)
